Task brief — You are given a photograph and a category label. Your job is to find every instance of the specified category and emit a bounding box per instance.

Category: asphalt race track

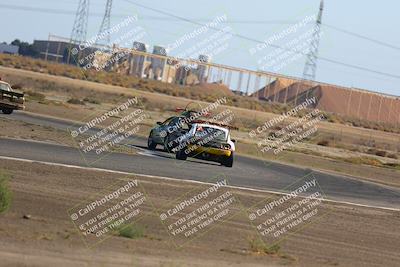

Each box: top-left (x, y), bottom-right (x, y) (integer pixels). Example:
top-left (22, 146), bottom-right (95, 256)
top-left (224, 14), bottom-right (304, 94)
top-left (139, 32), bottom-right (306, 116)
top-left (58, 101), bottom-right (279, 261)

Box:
top-left (1, 112), bottom-right (400, 210)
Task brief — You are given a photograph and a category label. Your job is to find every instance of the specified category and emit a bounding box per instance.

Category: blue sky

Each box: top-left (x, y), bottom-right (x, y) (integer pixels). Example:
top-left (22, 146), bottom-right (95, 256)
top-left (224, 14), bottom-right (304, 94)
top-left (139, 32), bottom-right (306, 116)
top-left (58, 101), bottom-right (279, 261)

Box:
top-left (0, 0), bottom-right (399, 96)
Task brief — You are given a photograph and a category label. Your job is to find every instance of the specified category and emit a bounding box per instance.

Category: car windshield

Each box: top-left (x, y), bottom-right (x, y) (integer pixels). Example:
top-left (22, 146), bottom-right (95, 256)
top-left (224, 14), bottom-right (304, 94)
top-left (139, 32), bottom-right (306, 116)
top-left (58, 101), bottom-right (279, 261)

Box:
top-left (169, 117), bottom-right (189, 130)
top-left (195, 126), bottom-right (227, 142)
top-left (0, 83), bottom-right (11, 92)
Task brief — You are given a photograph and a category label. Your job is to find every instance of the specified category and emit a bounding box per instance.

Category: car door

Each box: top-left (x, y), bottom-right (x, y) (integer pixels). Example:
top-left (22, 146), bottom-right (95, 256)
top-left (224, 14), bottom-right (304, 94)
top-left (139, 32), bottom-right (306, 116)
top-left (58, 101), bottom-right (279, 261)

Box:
top-left (152, 117), bottom-right (173, 143)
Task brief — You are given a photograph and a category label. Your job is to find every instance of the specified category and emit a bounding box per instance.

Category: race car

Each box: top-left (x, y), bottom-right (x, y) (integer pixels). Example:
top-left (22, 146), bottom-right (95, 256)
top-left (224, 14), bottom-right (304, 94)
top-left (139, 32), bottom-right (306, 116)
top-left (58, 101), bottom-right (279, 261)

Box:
top-left (175, 122), bottom-right (236, 167)
top-left (147, 108), bottom-right (236, 167)
top-left (147, 105), bottom-right (211, 151)
top-left (147, 114), bottom-right (190, 151)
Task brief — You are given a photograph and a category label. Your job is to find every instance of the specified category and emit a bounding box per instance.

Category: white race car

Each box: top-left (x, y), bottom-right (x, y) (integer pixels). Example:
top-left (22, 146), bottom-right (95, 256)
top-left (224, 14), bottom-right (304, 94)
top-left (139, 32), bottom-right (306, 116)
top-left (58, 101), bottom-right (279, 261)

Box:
top-left (174, 122), bottom-right (236, 167)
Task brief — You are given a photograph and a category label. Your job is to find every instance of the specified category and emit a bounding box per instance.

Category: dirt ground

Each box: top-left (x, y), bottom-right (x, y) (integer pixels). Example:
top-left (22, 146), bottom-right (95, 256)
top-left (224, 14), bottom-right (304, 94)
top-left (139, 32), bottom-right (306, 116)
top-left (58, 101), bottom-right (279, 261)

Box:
top-left (0, 115), bottom-right (77, 147)
top-left (0, 116), bottom-right (138, 155)
top-left (0, 159), bottom-right (399, 267)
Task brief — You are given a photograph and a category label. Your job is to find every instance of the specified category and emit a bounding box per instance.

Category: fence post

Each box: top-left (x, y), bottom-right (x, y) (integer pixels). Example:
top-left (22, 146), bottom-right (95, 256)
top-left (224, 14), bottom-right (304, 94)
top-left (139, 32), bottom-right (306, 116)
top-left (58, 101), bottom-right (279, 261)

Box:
top-left (377, 95), bottom-right (383, 122)
top-left (366, 94), bottom-right (373, 121)
top-left (346, 88), bottom-right (353, 116)
top-left (357, 91), bottom-right (362, 118)
top-left (388, 98), bottom-right (394, 123)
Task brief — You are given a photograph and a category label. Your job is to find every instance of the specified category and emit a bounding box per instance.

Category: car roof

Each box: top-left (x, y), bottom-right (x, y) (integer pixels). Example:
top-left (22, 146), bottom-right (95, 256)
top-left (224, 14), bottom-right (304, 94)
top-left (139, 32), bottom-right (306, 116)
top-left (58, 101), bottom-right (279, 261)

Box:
top-left (0, 81), bottom-right (11, 86)
top-left (194, 123), bottom-right (229, 133)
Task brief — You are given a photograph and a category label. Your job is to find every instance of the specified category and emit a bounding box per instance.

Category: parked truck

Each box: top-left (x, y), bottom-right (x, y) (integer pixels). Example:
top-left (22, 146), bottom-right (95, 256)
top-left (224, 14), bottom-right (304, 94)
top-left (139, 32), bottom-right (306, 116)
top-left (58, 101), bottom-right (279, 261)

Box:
top-left (0, 80), bottom-right (25, 114)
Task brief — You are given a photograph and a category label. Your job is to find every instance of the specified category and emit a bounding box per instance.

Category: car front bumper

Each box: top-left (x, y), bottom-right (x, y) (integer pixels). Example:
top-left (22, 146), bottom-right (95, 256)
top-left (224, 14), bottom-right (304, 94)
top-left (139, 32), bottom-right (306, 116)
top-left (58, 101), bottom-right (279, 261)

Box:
top-left (189, 145), bottom-right (232, 157)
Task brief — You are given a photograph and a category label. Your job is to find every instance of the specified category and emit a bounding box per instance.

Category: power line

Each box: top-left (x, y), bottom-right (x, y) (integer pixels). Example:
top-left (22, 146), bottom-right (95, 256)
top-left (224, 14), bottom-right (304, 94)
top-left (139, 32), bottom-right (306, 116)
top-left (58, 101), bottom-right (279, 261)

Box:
top-left (140, 17), bottom-right (297, 24)
top-left (322, 23), bottom-right (400, 51)
top-left (121, 0), bottom-right (400, 80)
top-left (0, 4), bottom-right (103, 16)
top-left (0, 4), bottom-right (296, 24)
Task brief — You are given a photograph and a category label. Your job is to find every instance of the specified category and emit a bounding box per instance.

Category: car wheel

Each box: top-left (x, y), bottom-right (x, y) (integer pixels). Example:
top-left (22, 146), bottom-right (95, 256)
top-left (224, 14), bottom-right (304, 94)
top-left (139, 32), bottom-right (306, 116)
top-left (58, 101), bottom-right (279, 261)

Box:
top-left (164, 134), bottom-right (178, 153)
top-left (163, 135), bottom-right (172, 152)
top-left (176, 149), bottom-right (187, 160)
top-left (221, 153), bottom-right (233, 167)
top-left (2, 108), bottom-right (13, 114)
top-left (147, 133), bottom-right (156, 150)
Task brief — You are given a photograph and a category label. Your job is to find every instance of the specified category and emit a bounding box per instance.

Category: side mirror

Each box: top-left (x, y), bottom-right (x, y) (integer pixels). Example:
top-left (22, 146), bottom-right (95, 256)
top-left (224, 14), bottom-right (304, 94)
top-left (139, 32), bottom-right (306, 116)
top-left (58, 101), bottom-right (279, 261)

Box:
top-left (156, 121), bottom-right (162, 125)
top-left (231, 139), bottom-right (236, 143)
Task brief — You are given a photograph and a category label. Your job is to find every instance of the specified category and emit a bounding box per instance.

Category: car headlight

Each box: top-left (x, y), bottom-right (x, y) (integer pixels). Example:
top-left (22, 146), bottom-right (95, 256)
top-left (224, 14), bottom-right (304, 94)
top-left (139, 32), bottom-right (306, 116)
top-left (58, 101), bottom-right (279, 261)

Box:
top-left (221, 144), bottom-right (231, 150)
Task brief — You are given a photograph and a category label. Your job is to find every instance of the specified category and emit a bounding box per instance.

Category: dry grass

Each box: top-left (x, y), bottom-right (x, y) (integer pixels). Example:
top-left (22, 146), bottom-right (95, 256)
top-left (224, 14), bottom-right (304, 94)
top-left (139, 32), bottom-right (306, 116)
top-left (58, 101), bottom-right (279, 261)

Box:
top-left (0, 172), bottom-right (12, 214)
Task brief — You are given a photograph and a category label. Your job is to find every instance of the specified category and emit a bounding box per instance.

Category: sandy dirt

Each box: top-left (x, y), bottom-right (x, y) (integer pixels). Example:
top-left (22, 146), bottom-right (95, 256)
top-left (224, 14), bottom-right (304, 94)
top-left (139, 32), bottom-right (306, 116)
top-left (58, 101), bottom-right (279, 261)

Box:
top-left (0, 116), bottom-right (77, 147)
top-left (0, 159), bottom-right (399, 266)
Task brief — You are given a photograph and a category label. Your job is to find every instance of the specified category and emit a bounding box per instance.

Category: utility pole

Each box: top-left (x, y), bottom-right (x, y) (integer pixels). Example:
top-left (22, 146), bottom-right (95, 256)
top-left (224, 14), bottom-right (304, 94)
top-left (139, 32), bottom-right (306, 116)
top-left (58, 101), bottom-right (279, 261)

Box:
top-left (68, 0), bottom-right (90, 64)
top-left (97, 0), bottom-right (113, 47)
top-left (303, 0), bottom-right (324, 81)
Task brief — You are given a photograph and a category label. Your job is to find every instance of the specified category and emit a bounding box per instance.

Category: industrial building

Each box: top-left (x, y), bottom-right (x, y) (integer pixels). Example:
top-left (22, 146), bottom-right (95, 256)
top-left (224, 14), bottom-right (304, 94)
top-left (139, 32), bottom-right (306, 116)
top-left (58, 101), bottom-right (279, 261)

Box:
top-left (151, 45), bottom-right (167, 81)
top-left (0, 43), bottom-right (19, 55)
top-left (129, 41), bottom-right (148, 77)
top-left (32, 39), bottom-right (69, 62)
top-left (33, 38), bottom-right (100, 65)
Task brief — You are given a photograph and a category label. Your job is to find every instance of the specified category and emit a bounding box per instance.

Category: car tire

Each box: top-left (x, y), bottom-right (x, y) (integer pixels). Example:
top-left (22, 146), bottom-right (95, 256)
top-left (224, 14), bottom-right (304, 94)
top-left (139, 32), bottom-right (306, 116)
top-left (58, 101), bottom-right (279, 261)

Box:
top-left (2, 108), bottom-right (13, 114)
top-left (164, 134), bottom-right (180, 153)
top-left (221, 153), bottom-right (233, 167)
top-left (147, 133), bottom-right (156, 150)
top-left (163, 135), bottom-right (172, 153)
top-left (176, 149), bottom-right (187, 160)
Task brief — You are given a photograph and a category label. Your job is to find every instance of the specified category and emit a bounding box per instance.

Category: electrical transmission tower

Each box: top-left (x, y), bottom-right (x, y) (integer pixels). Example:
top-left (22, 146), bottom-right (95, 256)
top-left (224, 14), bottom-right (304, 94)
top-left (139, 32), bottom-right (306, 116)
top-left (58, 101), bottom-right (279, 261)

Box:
top-left (303, 0), bottom-right (324, 81)
top-left (70, 0), bottom-right (90, 44)
top-left (96, 0), bottom-right (113, 47)
top-left (68, 0), bottom-right (90, 64)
